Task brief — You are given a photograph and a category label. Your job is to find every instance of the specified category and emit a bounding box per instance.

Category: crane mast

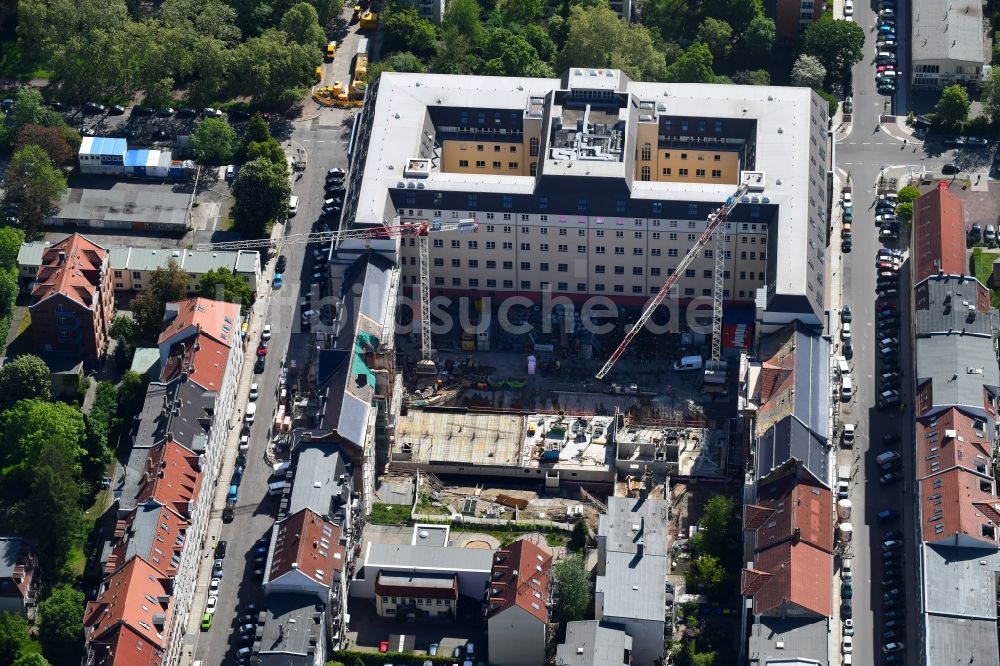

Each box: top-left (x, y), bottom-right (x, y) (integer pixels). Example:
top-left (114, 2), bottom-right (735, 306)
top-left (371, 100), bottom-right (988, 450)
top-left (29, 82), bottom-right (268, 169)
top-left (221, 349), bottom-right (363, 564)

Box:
top-left (196, 218), bottom-right (477, 369)
top-left (594, 183), bottom-right (749, 380)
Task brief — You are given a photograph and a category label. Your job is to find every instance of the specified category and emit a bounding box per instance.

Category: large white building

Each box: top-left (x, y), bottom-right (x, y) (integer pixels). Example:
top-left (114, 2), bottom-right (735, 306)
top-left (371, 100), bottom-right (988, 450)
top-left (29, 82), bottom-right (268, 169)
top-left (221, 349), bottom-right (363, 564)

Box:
top-left (911, 0), bottom-right (987, 88)
top-left (344, 68), bottom-right (832, 334)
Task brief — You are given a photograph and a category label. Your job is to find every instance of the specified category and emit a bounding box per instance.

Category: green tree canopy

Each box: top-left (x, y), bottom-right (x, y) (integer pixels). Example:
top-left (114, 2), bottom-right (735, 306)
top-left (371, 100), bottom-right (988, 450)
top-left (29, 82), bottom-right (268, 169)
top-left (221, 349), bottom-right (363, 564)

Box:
top-left (557, 5), bottom-right (666, 81)
top-left (896, 185), bottom-right (920, 204)
top-left (895, 201), bottom-right (913, 223)
top-left (245, 139), bottom-right (286, 167)
top-left (2, 145), bottom-right (67, 239)
top-left (666, 42), bottom-right (715, 83)
top-left (191, 118), bottom-right (236, 165)
top-left (380, 52), bottom-right (426, 73)
top-left (38, 586), bottom-right (84, 664)
top-left (0, 611), bottom-right (30, 665)
top-left (553, 554), bottom-right (591, 623)
top-left (130, 258), bottom-right (190, 342)
top-left (0, 399), bottom-right (86, 477)
top-left (229, 29), bottom-right (316, 105)
top-left (703, 0), bottom-right (762, 35)
top-left (685, 553), bottom-right (725, 592)
top-left (693, 495), bottom-right (736, 562)
top-left (980, 67), bottom-right (1000, 123)
top-left (790, 54), bottom-right (826, 88)
top-left (382, 3), bottom-right (438, 59)
top-left (14, 125), bottom-right (79, 167)
top-left (21, 443), bottom-right (83, 580)
top-left (801, 14), bottom-right (865, 76)
top-left (482, 29), bottom-right (552, 77)
top-left (280, 2), bottom-right (327, 49)
top-left (696, 18), bottom-right (733, 64)
top-left (0, 355), bottom-right (52, 412)
top-left (199, 268), bottom-right (255, 306)
top-left (0, 228), bottom-right (26, 271)
top-left (231, 157), bottom-right (292, 238)
top-left (934, 84), bottom-right (970, 129)
top-left (442, 0), bottom-right (484, 47)
top-left (8, 89), bottom-right (67, 136)
top-left (14, 653), bottom-right (52, 666)
top-left (117, 371), bottom-right (150, 423)
top-left (736, 15), bottom-right (775, 60)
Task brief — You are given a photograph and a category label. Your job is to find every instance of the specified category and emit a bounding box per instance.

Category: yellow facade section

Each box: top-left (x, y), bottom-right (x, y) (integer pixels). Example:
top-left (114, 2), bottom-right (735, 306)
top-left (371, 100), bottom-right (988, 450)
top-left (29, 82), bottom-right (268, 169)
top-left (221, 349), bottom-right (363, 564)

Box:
top-left (632, 123), bottom-right (741, 185)
top-left (441, 140), bottom-right (529, 176)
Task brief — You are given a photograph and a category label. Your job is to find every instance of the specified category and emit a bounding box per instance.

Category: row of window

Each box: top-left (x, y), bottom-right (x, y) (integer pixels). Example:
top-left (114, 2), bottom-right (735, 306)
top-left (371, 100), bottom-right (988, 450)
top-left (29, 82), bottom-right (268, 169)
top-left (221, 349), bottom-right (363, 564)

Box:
top-left (639, 166), bottom-right (723, 180)
top-left (471, 144), bottom-right (518, 152)
top-left (457, 160), bottom-right (521, 170)
top-left (419, 275), bottom-right (761, 297)
top-left (448, 196), bottom-right (764, 217)
top-left (424, 239), bottom-right (765, 260)
top-left (381, 596), bottom-right (452, 607)
top-left (639, 144), bottom-right (725, 162)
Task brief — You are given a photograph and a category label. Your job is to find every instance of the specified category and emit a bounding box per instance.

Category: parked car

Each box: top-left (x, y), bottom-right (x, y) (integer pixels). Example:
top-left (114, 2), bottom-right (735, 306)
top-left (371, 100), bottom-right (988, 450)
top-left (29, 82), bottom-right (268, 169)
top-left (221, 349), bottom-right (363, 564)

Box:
top-left (841, 305), bottom-right (852, 323)
top-left (83, 102), bottom-right (106, 114)
top-left (272, 273), bottom-right (282, 289)
top-left (966, 136), bottom-right (989, 147)
top-left (878, 509), bottom-right (900, 523)
top-left (276, 255), bottom-right (287, 272)
top-left (254, 357), bottom-right (266, 373)
top-left (942, 163), bottom-right (960, 175)
top-left (261, 324), bottom-right (272, 340)
top-left (844, 0), bottom-right (854, 15)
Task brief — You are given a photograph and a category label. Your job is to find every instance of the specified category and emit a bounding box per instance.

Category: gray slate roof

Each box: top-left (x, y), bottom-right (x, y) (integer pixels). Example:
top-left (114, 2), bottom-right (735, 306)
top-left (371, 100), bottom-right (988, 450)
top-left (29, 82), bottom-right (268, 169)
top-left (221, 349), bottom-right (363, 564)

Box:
top-left (288, 442), bottom-right (352, 521)
top-left (912, 0), bottom-right (985, 65)
top-left (923, 545), bottom-right (1000, 620)
top-left (555, 621), bottom-right (631, 666)
top-left (747, 616), bottom-right (829, 665)
top-left (755, 415), bottom-right (828, 487)
top-left (914, 276), bottom-right (996, 337)
top-left (256, 593), bottom-right (325, 665)
top-left (364, 542), bottom-right (495, 574)
top-left (0, 537), bottom-right (27, 578)
top-left (916, 334), bottom-right (999, 414)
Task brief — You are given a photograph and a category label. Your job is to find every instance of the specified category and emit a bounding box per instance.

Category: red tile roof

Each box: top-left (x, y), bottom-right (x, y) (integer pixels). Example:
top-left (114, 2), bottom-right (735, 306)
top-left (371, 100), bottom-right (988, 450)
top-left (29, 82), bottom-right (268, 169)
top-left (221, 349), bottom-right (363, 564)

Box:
top-left (754, 326), bottom-right (798, 434)
top-left (912, 185), bottom-right (967, 284)
top-left (90, 625), bottom-right (163, 666)
top-left (269, 509), bottom-right (345, 588)
top-left (31, 233), bottom-right (108, 308)
top-left (914, 407), bottom-right (992, 479)
top-left (160, 334), bottom-right (232, 392)
top-left (375, 570), bottom-right (458, 599)
top-left (742, 540), bottom-right (832, 617)
top-left (84, 557), bottom-right (172, 658)
top-left (753, 475), bottom-right (833, 553)
top-left (919, 467), bottom-right (1000, 546)
top-left (0, 538), bottom-right (36, 603)
top-left (158, 297), bottom-right (240, 348)
top-left (134, 439), bottom-right (201, 518)
top-left (104, 505), bottom-right (188, 578)
top-left (486, 539), bottom-right (552, 624)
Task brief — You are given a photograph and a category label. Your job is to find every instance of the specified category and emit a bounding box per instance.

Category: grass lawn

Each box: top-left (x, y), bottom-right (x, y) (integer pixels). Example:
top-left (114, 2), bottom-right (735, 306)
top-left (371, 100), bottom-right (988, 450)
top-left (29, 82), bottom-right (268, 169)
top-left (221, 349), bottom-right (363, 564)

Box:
top-left (971, 248), bottom-right (1000, 309)
top-left (0, 41), bottom-right (53, 81)
top-left (65, 487), bottom-right (109, 578)
top-left (369, 503), bottom-right (412, 525)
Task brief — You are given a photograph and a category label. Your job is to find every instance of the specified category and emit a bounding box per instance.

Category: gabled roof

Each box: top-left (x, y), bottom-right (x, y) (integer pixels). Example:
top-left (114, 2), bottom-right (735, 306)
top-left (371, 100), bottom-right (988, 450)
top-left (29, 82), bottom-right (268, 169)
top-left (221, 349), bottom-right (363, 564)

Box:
top-left (915, 407), bottom-right (993, 480)
top-left (160, 334), bottom-right (231, 392)
top-left (919, 467), bottom-right (1000, 547)
top-left (84, 557), bottom-right (172, 653)
top-left (742, 539), bottom-right (832, 617)
top-left (157, 297), bottom-right (240, 349)
top-left (912, 184), bottom-right (967, 284)
top-left (752, 475), bottom-right (833, 554)
top-left (30, 233), bottom-right (108, 308)
top-left (0, 537), bottom-right (35, 600)
top-left (267, 508), bottom-right (344, 589)
top-left (134, 439), bottom-right (201, 518)
top-left (105, 504), bottom-right (187, 578)
top-left (486, 539), bottom-right (552, 623)
top-left (755, 417), bottom-right (828, 487)
top-left (915, 334), bottom-right (1000, 418)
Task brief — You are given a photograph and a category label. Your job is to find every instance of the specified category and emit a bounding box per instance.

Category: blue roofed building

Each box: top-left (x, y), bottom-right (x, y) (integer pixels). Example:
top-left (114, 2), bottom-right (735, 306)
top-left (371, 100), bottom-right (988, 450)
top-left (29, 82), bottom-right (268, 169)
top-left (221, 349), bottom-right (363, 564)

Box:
top-left (78, 137), bottom-right (127, 175)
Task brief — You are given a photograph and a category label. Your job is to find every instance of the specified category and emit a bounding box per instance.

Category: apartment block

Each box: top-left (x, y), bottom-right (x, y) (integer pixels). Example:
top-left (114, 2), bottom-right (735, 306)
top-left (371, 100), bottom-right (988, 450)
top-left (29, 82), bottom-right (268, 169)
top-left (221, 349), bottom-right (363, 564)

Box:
top-left (346, 68), bottom-right (831, 331)
top-left (773, 0), bottom-right (824, 41)
top-left (909, 183), bottom-right (1000, 665)
top-left (485, 539), bottom-right (553, 666)
top-left (28, 233), bottom-right (115, 360)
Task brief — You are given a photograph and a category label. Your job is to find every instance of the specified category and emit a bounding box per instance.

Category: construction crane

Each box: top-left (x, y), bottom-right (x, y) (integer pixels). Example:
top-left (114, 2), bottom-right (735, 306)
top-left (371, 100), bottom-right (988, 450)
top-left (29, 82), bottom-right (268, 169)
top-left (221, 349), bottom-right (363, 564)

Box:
top-left (595, 182), bottom-right (750, 380)
top-left (196, 218), bottom-right (478, 371)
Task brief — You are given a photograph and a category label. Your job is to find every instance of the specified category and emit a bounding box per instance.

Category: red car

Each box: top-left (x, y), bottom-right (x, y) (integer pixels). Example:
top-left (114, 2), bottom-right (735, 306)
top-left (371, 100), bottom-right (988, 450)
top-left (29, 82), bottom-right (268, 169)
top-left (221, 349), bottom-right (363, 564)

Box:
top-left (379, 640), bottom-right (389, 653)
top-left (257, 340), bottom-right (268, 356)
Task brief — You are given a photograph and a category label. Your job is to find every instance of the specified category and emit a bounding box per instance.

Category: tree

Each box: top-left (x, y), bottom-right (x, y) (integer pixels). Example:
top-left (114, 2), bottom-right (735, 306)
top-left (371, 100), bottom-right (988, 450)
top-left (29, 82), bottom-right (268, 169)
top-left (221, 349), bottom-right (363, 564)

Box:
top-left (703, 0), bottom-right (762, 35)
top-left (731, 69), bottom-right (770, 85)
top-left (481, 29), bottom-right (552, 78)
top-left (280, 2), bottom-right (327, 49)
top-left (934, 84), bottom-right (970, 129)
top-left (14, 653), bottom-right (52, 666)
top-left (380, 52), bottom-right (426, 73)
top-left (0, 228), bottom-right (26, 271)
top-left (231, 158), bottom-right (291, 238)
top-left (641, 0), bottom-right (699, 45)
top-left (895, 202), bottom-right (913, 223)
top-left (696, 18), bottom-right (733, 64)
top-left (693, 495), bottom-right (736, 562)
top-left (7, 89), bottom-right (66, 137)
top-left (22, 445), bottom-right (83, 581)
top-left (980, 67), bottom-right (1000, 123)
top-left (38, 586), bottom-right (84, 665)
top-left (0, 399), bottom-right (87, 478)
top-left (14, 125), bottom-right (79, 167)
top-left (382, 3), bottom-right (438, 59)
top-left (109, 314), bottom-right (138, 349)
top-left (130, 259), bottom-right (189, 342)
top-left (610, 23), bottom-right (668, 82)
top-left (553, 554), bottom-right (591, 623)
top-left (0, 355), bottom-right (52, 412)
top-left (199, 268), bottom-right (255, 306)
top-left (0, 611), bottom-right (30, 665)
top-left (801, 15), bottom-right (865, 76)
top-left (245, 139), bottom-right (286, 167)
top-left (685, 553), bottom-right (725, 591)
top-left (229, 29), bottom-right (316, 106)
top-left (117, 371), bottom-right (149, 425)
top-left (442, 0), bottom-right (484, 47)
top-left (245, 113), bottom-right (272, 145)
top-left (666, 43), bottom-right (715, 83)
top-left (557, 5), bottom-right (666, 81)
top-left (790, 54), bottom-right (826, 89)
top-left (896, 185), bottom-right (920, 204)
top-left (191, 118), bottom-right (236, 165)
top-left (735, 15), bottom-right (775, 60)
top-left (2, 145), bottom-right (67, 239)
top-left (82, 382), bottom-right (117, 486)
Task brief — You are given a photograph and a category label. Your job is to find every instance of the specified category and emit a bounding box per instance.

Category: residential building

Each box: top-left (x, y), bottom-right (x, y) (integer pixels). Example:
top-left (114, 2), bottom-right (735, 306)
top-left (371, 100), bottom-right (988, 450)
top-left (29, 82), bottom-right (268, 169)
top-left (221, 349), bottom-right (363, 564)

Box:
top-left (746, 615), bottom-right (831, 665)
top-left (910, 183), bottom-right (1000, 665)
top-left (256, 593), bottom-right (329, 666)
top-left (263, 508), bottom-right (347, 602)
top-left (486, 539), bottom-right (553, 666)
top-left (396, 0), bottom-right (446, 23)
top-left (554, 620), bottom-right (633, 666)
top-left (594, 496), bottom-right (669, 666)
top-left (353, 541), bottom-right (495, 601)
top-left (83, 556), bottom-right (173, 666)
top-left (374, 571), bottom-right (458, 618)
top-left (911, 0), bottom-right (986, 88)
top-left (347, 69), bottom-right (831, 330)
top-left (0, 537), bottom-right (38, 618)
top-left (28, 233), bottom-right (114, 360)
top-left (773, 0), bottom-right (824, 41)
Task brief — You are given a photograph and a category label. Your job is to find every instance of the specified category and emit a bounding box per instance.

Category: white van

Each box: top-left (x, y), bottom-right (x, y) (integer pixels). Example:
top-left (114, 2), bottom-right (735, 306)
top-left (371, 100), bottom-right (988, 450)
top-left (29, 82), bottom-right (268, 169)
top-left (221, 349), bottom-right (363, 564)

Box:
top-left (673, 355), bottom-right (703, 372)
top-left (245, 402), bottom-right (257, 423)
top-left (842, 558), bottom-right (853, 578)
top-left (268, 480), bottom-right (289, 496)
top-left (837, 356), bottom-right (850, 376)
top-left (841, 376), bottom-right (853, 400)
top-left (271, 461), bottom-right (290, 477)
top-left (288, 195), bottom-right (299, 216)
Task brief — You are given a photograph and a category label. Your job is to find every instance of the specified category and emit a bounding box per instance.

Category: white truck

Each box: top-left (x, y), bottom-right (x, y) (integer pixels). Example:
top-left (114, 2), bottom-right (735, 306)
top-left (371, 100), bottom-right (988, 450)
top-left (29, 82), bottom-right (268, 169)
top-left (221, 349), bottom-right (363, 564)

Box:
top-left (837, 465), bottom-right (851, 499)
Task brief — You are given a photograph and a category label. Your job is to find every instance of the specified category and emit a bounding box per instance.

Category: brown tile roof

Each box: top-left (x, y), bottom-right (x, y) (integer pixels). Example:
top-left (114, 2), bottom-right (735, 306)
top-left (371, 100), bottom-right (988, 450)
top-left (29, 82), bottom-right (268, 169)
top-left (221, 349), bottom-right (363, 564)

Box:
top-left (753, 475), bottom-right (833, 554)
top-left (158, 297), bottom-right (240, 349)
top-left (754, 326), bottom-right (798, 436)
top-left (134, 439), bottom-right (201, 518)
top-left (0, 537), bottom-right (36, 602)
top-left (743, 540), bottom-right (832, 617)
top-left (90, 626), bottom-right (163, 666)
top-left (104, 505), bottom-right (188, 578)
top-left (486, 539), bottom-right (552, 624)
top-left (912, 184), bottom-right (967, 284)
top-left (159, 334), bottom-right (231, 392)
top-left (84, 557), bottom-right (172, 657)
top-left (919, 467), bottom-right (1000, 546)
top-left (375, 570), bottom-right (458, 599)
top-left (269, 508), bottom-right (345, 588)
top-left (31, 233), bottom-right (108, 308)
top-left (914, 407), bottom-right (992, 479)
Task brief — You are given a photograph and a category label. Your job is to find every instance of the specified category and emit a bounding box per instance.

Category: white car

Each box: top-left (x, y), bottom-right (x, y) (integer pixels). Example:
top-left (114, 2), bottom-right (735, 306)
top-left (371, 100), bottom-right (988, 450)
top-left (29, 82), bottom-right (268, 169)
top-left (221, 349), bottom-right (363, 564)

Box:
top-left (842, 636), bottom-right (853, 654)
top-left (261, 324), bottom-right (271, 340)
top-left (206, 596), bottom-right (218, 614)
top-left (249, 383), bottom-right (259, 401)
top-left (245, 402), bottom-right (256, 424)
top-left (841, 323), bottom-right (852, 340)
top-left (844, 0), bottom-right (854, 16)
top-left (239, 435), bottom-right (250, 452)
top-left (843, 192), bottom-right (853, 207)
top-left (843, 618), bottom-right (855, 636)
top-left (209, 578), bottom-right (221, 593)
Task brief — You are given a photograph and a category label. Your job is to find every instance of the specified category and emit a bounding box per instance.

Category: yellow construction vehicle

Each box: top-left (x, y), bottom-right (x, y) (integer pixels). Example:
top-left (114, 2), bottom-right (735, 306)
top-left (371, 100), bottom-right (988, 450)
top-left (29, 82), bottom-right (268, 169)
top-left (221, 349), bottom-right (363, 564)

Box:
top-left (325, 41), bottom-right (337, 61)
top-left (359, 10), bottom-right (379, 29)
top-left (315, 65), bottom-right (323, 83)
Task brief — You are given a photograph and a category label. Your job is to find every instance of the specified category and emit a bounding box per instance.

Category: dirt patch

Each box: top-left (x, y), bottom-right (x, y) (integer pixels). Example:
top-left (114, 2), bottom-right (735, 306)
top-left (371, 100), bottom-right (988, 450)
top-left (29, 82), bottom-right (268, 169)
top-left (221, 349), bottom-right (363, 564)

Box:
top-left (463, 540), bottom-right (493, 549)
